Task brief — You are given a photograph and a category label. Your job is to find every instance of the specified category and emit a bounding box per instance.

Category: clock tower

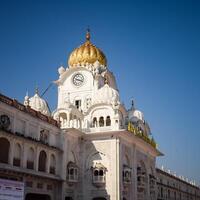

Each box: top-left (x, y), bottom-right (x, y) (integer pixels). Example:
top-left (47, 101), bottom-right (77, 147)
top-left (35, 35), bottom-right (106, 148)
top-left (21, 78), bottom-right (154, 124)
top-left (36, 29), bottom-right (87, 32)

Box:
top-left (52, 30), bottom-right (123, 131)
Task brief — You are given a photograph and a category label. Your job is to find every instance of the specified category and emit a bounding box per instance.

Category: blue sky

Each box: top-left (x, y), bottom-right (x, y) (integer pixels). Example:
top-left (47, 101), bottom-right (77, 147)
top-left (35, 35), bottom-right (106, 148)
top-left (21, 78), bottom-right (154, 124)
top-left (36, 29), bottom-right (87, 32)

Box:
top-left (0, 0), bottom-right (200, 184)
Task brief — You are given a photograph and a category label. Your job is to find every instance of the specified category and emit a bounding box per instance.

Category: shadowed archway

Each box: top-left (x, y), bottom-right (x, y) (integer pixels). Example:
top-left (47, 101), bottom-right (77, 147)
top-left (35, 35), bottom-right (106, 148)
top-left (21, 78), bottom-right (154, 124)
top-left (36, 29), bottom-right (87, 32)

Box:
top-left (26, 193), bottom-right (51, 200)
top-left (65, 197), bottom-right (73, 200)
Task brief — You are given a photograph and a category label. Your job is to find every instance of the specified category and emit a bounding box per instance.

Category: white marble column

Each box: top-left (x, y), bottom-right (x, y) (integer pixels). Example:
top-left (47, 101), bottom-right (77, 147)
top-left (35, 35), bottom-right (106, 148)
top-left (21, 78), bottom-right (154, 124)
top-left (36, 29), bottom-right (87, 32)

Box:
top-left (46, 151), bottom-right (50, 173)
top-left (72, 115), bottom-right (74, 128)
top-left (67, 112), bottom-right (70, 127)
top-left (35, 146), bottom-right (39, 171)
top-left (9, 139), bottom-right (14, 165)
top-left (22, 142), bottom-right (27, 168)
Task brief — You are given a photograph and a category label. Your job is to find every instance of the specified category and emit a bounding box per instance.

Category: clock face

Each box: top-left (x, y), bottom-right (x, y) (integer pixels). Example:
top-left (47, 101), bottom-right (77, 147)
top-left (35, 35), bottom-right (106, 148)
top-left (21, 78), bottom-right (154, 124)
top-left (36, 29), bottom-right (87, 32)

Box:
top-left (0, 114), bottom-right (10, 129)
top-left (72, 73), bottom-right (84, 86)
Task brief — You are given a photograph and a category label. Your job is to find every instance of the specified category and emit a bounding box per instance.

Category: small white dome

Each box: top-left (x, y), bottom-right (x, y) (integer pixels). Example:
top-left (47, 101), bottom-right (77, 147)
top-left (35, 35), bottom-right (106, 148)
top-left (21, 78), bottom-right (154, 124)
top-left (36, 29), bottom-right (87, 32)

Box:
top-left (93, 84), bottom-right (120, 105)
top-left (128, 109), bottom-right (144, 122)
top-left (133, 110), bottom-right (144, 121)
top-left (29, 93), bottom-right (50, 116)
top-left (58, 65), bottom-right (65, 75)
top-left (24, 92), bottom-right (29, 106)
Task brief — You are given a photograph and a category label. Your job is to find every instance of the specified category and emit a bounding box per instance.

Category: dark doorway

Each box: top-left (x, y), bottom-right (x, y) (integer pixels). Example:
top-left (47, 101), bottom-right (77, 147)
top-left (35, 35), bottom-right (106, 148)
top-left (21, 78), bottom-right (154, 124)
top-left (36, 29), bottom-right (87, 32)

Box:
top-left (38, 150), bottom-right (47, 172)
top-left (0, 137), bottom-right (10, 163)
top-left (65, 197), bottom-right (73, 200)
top-left (26, 193), bottom-right (51, 200)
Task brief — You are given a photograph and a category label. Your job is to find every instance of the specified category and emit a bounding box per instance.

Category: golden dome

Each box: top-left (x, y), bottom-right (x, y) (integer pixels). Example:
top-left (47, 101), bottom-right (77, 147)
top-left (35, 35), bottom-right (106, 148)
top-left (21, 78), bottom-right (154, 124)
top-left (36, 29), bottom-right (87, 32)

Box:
top-left (68, 30), bottom-right (107, 67)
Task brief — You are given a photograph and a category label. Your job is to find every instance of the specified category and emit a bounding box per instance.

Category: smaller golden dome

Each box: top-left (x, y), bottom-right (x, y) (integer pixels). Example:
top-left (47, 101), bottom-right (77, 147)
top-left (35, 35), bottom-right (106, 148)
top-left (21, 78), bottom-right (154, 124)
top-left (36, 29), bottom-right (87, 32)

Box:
top-left (68, 30), bottom-right (107, 67)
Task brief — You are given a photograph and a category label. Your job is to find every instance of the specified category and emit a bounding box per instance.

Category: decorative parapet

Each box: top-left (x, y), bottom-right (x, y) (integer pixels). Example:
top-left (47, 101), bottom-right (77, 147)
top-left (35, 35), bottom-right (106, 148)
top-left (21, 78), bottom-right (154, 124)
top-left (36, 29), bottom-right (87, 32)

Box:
top-left (127, 122), bottom-right (157, 149)
top-left (0, 93), bottom-right (59, 127)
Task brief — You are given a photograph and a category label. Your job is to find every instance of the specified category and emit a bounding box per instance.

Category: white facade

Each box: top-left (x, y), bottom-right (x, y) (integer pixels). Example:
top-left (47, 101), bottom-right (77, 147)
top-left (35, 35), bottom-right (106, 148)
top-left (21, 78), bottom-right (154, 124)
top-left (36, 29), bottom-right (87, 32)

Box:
top-left (0, 31), bottom-right (199, 200)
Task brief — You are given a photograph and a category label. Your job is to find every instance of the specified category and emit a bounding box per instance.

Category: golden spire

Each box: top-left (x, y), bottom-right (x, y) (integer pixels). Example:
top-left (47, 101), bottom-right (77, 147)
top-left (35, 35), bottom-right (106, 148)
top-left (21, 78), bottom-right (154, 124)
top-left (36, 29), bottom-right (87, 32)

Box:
top-left (86, 27), bottom-right (90, 41)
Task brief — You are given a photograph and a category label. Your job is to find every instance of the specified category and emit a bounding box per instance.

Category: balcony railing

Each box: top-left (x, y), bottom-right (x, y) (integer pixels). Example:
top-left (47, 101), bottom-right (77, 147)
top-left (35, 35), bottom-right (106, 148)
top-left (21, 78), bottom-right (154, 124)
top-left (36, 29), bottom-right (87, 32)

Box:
top-left (127, 122), bottom-right (157, 149)
top-left (68, 174), bottom-right (78, 182)
top-left (123, 177), bottom-right (131, 184)
top-left (93, 175), bottom-right (105, 183)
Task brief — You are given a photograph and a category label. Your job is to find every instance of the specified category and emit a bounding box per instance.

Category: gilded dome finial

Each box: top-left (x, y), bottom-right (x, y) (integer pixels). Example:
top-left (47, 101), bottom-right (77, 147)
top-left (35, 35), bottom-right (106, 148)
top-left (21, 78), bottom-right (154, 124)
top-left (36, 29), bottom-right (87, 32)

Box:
top-left (86, 27), bottom-right (90, 41)
top-left (68, 29), bottom-right (107, 67)
top-left (35, 85), bottom-right (39, 95)
top-left (131, 98), bottom-right (135, 109)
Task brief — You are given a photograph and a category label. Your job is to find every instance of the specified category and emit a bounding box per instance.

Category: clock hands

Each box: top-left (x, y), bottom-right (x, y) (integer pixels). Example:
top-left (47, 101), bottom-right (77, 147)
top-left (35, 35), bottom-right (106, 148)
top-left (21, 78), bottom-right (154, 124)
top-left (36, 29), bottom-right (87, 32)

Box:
top-left (74, 77), bottom-right (83, 82)
top-left (73, 73), bottom-right (84, 86)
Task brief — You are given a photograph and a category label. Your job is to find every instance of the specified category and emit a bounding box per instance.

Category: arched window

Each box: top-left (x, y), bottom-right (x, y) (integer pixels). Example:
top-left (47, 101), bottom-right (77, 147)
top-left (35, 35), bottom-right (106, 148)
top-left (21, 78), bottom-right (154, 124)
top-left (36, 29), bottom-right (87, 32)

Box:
top-left (99, 169), bottom-right (104, 176)
top-left (106, 116), bottom-right (111, 126)
top-left (99, 117), bottom-right (104, 127)
top-left (123, 165), bottom-right (131, 184)
top-left (13, 143), bottom-right (21, 167)
top-left (67, 162), bottom-right (78, 182)
top-left (0, 137), bottom-right (10, 164)
top-left (94, 169), bottom-right (98, 176)
top-left (92, 117), bottom-right (97, 127)
top-left (38, 150), bottom-right (47, 172)
top-left (27, 147), bottom-right (34, 169)
top-left (50, 154), bottom-right (56, 174)
top-left (92, 163), bottom-right (106, 186)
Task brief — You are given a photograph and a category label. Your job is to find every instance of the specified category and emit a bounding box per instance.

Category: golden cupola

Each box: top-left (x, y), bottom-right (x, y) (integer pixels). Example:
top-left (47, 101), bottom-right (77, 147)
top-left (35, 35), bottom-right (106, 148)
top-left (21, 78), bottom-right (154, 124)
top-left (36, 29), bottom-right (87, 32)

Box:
top-left (68, 30), bottom-right (107, 67)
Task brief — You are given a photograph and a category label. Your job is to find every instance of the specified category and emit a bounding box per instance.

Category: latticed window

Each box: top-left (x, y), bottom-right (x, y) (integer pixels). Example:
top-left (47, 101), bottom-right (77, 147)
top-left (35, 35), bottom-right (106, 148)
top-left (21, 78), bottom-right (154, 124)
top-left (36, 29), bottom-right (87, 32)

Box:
top-left (149, 174), bottom-right (156, 198)
top-left (93, 169), bottom-right (105, 183)
top-left (123, 166), bottom-right (131, 184)
top-left (137, 163), bottom-right (147, 200)
top-left (67, 162), bottom-right (78, 182)
top-left (92, 163), bottom-right (106, 187)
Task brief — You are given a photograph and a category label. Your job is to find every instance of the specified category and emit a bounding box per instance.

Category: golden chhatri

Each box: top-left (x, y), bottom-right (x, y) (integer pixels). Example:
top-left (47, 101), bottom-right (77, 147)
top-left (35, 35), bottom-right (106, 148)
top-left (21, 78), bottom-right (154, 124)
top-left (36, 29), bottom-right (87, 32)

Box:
top-left (68, 29), bottom-right (107, 67)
